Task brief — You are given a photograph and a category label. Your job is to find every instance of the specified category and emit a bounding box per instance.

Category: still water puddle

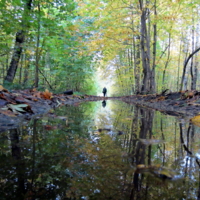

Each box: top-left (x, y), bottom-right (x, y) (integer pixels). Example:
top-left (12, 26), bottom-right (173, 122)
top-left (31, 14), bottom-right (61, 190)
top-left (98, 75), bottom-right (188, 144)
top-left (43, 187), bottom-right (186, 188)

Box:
top-left (0, 100), bottom-right (200, 199)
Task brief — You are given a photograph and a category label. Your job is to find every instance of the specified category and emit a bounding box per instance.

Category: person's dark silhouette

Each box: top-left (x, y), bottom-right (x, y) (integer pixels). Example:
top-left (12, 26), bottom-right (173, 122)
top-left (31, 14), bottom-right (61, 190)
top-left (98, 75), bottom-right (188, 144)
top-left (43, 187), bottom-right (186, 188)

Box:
top-left (102, 87), bottom-right (107, 97)
top-left (102, 100), bottom-right (106, 108)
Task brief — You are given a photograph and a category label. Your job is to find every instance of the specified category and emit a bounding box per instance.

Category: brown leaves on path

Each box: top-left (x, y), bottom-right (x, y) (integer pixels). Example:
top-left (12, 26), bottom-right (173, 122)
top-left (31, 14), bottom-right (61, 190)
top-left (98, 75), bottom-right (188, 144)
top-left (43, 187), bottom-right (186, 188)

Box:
top-left (0, 86), bottom-right (53, 117)
top-left (0, 86), bottom-right (86, 119)
top-left (41, 89), bottom-right (53, 100)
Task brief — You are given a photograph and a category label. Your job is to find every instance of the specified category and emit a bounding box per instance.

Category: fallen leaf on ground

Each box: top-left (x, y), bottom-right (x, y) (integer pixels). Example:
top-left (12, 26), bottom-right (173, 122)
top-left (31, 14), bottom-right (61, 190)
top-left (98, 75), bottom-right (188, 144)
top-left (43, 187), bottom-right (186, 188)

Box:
top-left (0, 85), bottom-right (8, 92)
top-left (33, 91), bottom-right (42, 98)
top-left (15, 96), bottom-right (32, 104)
top-left (0, 93), bottom-right (15, 103)
top-left (42, 89), bottom-right (53, 100)
top-left (0, 109), bottom-right (16, 117)
top-left (31, 88), bottom-right (37, 92)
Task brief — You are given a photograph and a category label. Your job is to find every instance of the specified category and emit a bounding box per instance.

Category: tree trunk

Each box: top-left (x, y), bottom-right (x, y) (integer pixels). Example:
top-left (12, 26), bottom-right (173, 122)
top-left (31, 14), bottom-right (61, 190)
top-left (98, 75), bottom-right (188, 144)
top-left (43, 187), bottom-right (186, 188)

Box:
top-left (150, 0), bottom-right (157, 93)
top-left (133, 35), bottom-right (141, 93)
top-left (162, 33), bottom-right (171, 89)
top-left (180, 46), bottom-right (200, 90)
top-left (190, 17), bottom-right (195, 90)
top-left (180, 34), bottom-right (190, 91)
top-left (23, 54), bottom-right (30, 86)
top-left (191, 18), bottom-right (200, 90)
top-left (139, 0), bottom-right (151, 94)
top-left (19, 53), bottom-right (24, 84)
top-left (4, 0), bottom-right (32, 83)
top-left (35, 2), bottom-right (41, 87)
top-left (131, 8), bottom-right (141, 94)
top-left (177, 36), bottom-right (183, 91)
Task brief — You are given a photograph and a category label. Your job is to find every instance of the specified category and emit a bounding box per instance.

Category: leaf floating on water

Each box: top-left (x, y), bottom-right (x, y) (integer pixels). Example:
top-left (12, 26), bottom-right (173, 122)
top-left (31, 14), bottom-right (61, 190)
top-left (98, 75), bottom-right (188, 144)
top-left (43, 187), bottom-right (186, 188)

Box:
top-left (191, 121), bottom-right (200, 127)
top-left (152, 167), bottom-right (174, 179)
top-left (136, 165), bottom-right (175, 180)
top-left (190, 115), bottom-right (200, 127)
top-left (139, 138), bottom-right (165, 145)
top-left (56, 116), bottom-right (67, 120)
top-left (137, 164), bottom-right (146, 168)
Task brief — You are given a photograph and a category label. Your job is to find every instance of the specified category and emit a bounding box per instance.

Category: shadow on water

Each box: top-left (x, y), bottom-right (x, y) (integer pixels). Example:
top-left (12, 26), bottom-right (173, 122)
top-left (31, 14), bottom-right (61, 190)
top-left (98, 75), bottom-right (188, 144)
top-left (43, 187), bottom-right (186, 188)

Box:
top-left (0, 101), bottom-right (200, 199)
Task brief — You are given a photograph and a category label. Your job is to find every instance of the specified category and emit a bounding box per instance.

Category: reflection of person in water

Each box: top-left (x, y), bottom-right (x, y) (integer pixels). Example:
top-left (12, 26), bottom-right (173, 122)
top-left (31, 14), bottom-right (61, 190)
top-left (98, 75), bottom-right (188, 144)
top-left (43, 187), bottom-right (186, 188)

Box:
top-left (102, 100), bottom-right (106, 108)
top-left (102, 87), bottom-right (107, 97)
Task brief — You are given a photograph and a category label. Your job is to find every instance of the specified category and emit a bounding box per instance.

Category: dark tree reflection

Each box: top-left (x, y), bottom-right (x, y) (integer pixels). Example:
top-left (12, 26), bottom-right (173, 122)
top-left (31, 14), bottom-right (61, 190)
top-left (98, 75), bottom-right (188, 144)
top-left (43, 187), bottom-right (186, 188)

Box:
top-left (129, 107), bottom-right (154, 200)
top-left (10, 128), bottom-right (26, 199)
top-left (0, 101), bottom-right (200, 199)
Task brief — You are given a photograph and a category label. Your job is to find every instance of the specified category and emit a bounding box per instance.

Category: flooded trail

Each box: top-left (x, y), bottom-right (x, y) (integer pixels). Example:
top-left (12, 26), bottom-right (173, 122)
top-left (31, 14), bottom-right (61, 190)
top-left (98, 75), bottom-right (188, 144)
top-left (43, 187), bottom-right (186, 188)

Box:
top-left (0, 100), bottom-right (200, 199)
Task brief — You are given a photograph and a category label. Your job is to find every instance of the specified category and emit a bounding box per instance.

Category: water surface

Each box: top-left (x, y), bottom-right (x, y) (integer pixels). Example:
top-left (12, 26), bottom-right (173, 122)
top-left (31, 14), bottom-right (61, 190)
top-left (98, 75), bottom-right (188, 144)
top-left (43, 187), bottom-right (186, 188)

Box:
top-left (0, 100), bottom-right (200, 200)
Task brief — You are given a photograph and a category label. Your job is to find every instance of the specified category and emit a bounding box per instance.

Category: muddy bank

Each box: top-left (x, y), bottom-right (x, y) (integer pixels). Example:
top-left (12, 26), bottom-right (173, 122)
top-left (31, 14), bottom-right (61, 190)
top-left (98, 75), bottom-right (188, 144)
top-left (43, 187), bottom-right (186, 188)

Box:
top-left (118, 91), bottom-right (200, 118)
top-left (0, 89), bottom-right (95, 133)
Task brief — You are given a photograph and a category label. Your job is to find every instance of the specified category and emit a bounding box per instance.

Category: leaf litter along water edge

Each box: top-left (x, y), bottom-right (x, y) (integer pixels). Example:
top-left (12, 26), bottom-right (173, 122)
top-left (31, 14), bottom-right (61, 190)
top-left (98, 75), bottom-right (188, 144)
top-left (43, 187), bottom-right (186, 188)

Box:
top-left (0, 86), bottom-right (91, 132)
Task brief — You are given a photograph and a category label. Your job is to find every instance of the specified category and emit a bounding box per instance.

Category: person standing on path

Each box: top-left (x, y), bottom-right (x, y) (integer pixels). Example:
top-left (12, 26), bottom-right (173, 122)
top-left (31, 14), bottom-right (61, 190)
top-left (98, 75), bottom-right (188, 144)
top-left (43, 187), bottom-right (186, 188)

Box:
top-left (102, 87), bottom-right (107, 97)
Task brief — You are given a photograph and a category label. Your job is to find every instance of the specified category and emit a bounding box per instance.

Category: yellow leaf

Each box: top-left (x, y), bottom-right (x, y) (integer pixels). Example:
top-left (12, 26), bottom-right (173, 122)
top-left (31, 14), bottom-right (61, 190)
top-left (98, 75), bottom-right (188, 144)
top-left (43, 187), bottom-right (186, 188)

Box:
top-left (0, 85), bottom-right (8, 92)
top-left (137, 164), bottom-right (145, 168)
top-left (190, 115), bottom-right (200, 127)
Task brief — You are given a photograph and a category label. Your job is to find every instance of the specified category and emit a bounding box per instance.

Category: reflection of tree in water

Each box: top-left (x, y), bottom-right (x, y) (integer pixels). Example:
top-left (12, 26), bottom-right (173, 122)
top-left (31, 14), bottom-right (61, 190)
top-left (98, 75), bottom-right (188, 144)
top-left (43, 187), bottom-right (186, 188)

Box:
top-left (0, 118), bottom-right (78, 199)
top-left (179, 122), bottom-right (200, 199)
top-left (2, 102), bottom-right (200, 199)
top-left (129, 106), bottom-right (154, 199)
top-left (77, 103), bottom-right (200, 199)
top-left (127, 106), bottom-right (200, 200)
top-left (9, 128), bottom-right (26, 199)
